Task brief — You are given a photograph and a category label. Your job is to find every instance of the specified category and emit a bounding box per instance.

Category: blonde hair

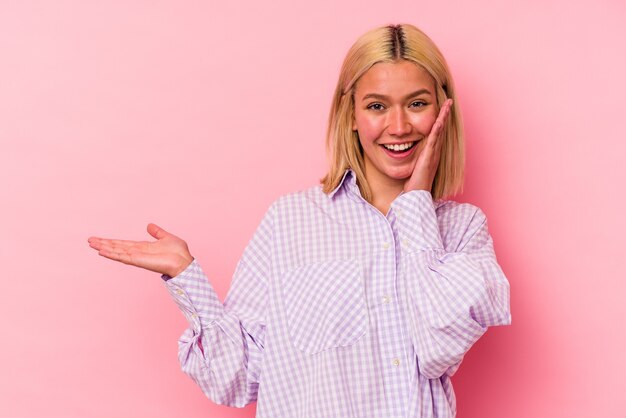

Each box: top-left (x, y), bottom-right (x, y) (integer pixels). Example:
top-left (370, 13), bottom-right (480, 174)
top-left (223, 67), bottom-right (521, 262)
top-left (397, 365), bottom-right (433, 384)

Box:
top-left (321, 24), bottom-right (464, 201)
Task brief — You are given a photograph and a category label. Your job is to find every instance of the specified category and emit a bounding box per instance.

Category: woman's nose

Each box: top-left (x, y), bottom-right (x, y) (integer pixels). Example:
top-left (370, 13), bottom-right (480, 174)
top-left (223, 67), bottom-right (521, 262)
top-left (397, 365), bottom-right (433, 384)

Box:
top-left (387, 108), bottom-right (412, 136)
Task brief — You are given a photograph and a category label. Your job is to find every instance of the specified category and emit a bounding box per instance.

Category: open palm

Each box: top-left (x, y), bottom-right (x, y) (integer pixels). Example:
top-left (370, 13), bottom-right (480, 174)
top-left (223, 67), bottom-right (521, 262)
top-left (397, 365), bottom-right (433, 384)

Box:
top-left (88, 223), bottom-right (193, 278)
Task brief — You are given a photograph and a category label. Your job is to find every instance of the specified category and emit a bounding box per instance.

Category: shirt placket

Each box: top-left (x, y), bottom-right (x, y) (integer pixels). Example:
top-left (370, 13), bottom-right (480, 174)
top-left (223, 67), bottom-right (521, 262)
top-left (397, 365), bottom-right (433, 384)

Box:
top-left (367, 206), bottom-right (412, 418)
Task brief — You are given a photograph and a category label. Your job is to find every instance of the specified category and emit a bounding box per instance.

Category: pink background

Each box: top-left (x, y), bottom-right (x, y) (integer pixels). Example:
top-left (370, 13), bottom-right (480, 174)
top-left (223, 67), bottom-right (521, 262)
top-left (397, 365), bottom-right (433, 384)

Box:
top-left (1, 1), bottom-right (625, 417)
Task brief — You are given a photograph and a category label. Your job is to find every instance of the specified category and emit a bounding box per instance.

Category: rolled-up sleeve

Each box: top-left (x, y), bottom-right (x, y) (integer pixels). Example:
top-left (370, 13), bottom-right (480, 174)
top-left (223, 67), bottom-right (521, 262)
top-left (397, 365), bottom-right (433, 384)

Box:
top-left (392, 190), bottom-right (511, 379)
top-left (163, 204), bottom-right (274, 407)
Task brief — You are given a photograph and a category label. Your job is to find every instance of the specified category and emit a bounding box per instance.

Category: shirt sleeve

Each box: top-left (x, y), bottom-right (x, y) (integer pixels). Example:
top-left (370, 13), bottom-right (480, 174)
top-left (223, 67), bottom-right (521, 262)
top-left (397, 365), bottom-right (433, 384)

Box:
top-left (391, 190), bottom-right (511, 379)
top-left (163, 204), bottom-right (274, 407)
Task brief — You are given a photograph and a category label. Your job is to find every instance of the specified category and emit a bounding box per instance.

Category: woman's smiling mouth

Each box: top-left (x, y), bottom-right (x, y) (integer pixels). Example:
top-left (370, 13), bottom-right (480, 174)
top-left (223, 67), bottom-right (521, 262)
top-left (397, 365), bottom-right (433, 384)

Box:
top-left (381, 141), bottom-right (416, 152)
top-left (380, 141), bottom-right (419, 158)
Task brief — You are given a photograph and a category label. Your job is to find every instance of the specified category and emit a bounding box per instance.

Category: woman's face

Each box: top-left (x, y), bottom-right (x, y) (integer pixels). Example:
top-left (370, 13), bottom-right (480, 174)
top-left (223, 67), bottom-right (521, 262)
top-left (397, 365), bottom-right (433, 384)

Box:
top-left (352, 60), bottom-right (438, 189)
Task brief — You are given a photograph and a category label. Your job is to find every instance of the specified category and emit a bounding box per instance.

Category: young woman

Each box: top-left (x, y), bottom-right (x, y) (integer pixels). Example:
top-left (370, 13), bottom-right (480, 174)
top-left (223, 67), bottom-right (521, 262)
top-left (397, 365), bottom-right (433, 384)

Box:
top-left (88, 23), bottom-right (511, 418)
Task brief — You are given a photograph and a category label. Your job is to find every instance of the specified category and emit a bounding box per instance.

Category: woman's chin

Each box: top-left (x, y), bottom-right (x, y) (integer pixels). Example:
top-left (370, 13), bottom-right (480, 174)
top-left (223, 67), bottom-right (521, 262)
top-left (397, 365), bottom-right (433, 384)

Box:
top-left (385, 167), bottom-right (414, 182)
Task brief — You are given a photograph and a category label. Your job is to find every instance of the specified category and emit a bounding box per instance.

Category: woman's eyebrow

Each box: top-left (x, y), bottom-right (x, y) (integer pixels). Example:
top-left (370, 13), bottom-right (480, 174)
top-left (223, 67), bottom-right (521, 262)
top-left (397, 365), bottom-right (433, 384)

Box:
top-left (361, 89), bottom-right (432, 101)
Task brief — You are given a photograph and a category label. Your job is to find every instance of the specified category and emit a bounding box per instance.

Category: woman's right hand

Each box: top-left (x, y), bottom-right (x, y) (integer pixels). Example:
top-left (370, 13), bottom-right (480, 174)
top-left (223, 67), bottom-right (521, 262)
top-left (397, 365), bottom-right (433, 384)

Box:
top-left (88, 223), bottom-right (194, 278)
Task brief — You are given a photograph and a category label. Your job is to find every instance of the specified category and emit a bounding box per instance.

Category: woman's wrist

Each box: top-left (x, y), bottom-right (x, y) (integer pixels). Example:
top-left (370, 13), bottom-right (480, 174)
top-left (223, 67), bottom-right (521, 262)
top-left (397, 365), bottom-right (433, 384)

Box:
top-left (170, 254), bottom-right (194, 278)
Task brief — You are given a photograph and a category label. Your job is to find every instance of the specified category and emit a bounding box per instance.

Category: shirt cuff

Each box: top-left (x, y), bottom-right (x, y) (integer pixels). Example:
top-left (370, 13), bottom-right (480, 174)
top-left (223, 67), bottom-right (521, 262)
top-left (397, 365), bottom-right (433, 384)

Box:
top-left (390, 189), bottom-right (444, 251)
top-left (162, 259), bottom-right (224, 330)
top-left (160, 259), bottom-right (195, 282)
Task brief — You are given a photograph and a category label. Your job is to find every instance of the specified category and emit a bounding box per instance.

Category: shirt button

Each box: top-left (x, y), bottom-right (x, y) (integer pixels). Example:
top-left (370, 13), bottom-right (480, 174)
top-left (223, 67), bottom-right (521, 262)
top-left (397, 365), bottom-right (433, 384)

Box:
top-left (402, 239), bottom-right (409, 247)
top-left (191, 313), bottom-right (198, 319)
top-left (382, 295), bottom-right (391, 304)
top-left (382, 242), bottom-right (390, 249)
top-left (176, 289), bottom-right (184, 296)
top-left (393, 358), bottom-right (401, 367)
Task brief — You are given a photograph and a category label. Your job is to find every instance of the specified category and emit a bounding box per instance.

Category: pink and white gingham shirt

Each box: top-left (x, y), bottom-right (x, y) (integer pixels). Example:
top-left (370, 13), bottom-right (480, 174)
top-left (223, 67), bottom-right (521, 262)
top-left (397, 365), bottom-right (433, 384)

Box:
top-left (163, 170), bottom-right (511, 418)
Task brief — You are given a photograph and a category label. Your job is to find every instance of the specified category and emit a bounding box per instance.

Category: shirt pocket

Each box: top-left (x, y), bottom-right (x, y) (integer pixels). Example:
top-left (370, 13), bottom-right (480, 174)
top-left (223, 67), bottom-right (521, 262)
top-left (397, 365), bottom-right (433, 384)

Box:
top-left (280, 258), bottom-right (368, 355)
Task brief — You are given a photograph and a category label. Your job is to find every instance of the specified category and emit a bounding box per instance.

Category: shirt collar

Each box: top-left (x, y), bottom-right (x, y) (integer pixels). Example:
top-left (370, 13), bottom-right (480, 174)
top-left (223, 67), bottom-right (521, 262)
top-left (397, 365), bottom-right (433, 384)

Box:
top-left (327, 169), bottom-right (358, 199)
top-left (327, 168), bottom-right (447, 208)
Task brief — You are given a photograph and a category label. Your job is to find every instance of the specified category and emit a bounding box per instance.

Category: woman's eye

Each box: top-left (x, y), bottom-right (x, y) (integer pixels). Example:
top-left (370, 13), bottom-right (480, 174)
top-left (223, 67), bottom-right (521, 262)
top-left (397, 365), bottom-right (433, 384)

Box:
top-left (367, 103), bottom-right (385, 111)
top-left (410, 101), bottom-right (427, 108)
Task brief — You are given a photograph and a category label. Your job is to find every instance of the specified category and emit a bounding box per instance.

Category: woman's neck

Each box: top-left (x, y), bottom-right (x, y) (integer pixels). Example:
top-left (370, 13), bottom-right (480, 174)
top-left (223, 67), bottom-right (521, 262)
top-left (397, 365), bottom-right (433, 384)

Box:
top-left (365, 174), bottom-right (405, 216)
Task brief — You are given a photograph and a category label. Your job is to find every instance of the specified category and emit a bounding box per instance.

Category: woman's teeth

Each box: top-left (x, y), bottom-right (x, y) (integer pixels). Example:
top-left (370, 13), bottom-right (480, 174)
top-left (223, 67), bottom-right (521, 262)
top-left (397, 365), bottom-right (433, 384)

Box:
top-left (382, 142), bottom-right (415, 152)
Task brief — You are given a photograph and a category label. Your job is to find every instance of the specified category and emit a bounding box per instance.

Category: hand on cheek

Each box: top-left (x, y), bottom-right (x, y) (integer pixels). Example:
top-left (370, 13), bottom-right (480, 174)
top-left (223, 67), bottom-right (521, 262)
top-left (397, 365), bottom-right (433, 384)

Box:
top-left (403, 99), bottom-right (453, 194)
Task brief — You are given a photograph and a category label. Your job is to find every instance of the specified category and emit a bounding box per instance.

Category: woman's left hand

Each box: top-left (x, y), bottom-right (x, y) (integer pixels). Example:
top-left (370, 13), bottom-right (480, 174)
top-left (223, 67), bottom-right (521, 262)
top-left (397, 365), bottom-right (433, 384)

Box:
top-left (403, 98), bottom-right (453, 193)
